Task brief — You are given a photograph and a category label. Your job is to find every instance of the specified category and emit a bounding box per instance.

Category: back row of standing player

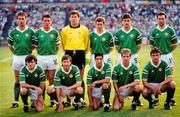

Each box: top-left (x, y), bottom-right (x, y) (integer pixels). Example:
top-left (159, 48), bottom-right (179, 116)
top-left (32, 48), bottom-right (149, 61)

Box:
top-left (8, 10), bottom-right (178, 110)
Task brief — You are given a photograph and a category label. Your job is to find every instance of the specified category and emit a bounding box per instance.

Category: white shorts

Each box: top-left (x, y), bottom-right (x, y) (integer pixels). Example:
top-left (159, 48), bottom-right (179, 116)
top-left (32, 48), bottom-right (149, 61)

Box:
top-left (92, 87), bottom-right (102, 99)
top-left (60, 85), bottom-right (74, 97)
top-left (118, 87), bottom-right (133, 97)
top-left (90, 54), bottom-right (112, 67)
top-left (37, 55), bottom-right (57, 70)
top-left (161, 53), bottom-right (174, 68)
top-left (29, 89), bottom-right (38, 101)
top-left (12, 55), bottom-right (27, 71)
top-left (117, 53), bottom-right (139, 67)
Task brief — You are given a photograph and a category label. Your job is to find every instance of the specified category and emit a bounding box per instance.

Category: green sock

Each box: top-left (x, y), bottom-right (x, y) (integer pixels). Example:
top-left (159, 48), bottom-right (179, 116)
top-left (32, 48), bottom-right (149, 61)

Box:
top-left (14, 83), bottom-right (20, 102)
top-left (103, 87), bottom-right (111, 104)
top-left (21, 93), bottom-right (28, 105)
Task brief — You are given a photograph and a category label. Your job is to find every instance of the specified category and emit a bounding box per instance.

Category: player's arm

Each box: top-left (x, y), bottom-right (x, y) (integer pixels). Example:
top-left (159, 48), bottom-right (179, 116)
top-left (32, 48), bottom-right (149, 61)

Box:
top-left (8, 44), bottom-right (14, 53)
top-left (56, 30), bottom-right (61, 53)
top-left (172, 44), bottom-right (177, 51)
top-left (85, 28), bottom-right (90, 53)
top-left (87, 85), bottom-right (93, 111)
top-left (7, 31), bottom-right (14, 53)
top-left (160, 76), bottom-right (173, 88)
top-left (136, 29), bottom-right (142, 52)
top-left (39, 69), bottom-right (46, 91)
top-left (121, 80), bottom-right (139, 89)
top-left (171, 27), bottom-right (178, 51)
top-left (142, 79), bottom-right (156, 90)
top-left (67, 82), bottom-right (82, 90)
top-left (113, 81), bottom-right (119, 95)
top-left (91, 78), bottom-right (110, 88)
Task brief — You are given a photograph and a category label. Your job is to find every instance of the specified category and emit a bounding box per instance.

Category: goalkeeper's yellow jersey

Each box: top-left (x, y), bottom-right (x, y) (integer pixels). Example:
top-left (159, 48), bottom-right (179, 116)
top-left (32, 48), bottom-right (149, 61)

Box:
top-left (61, 24), bottom-right (90, 52)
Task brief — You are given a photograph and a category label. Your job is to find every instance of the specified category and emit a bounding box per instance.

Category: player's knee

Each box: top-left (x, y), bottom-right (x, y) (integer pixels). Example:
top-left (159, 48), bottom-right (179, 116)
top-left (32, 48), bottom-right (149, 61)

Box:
top-left (142, 88), bottom-right (149, 97)
top-left (134, 85), bottom-right (142, 93)
top-left (76, 87), bottom-right (83, 94)
top-left (20, 88), bottom-right (28, 95)
top-left (170, 81), bottom-right (176, 89)
top-left (102, 83), bottom-right (110, 89)
top-left (47, 85), bottom-right (55, 94)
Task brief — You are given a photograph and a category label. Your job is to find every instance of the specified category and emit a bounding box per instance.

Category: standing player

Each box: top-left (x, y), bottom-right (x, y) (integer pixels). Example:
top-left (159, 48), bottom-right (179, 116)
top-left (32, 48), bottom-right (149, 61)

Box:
top-left (20, 55), bottom-right (45, 112)
top-left (8, 11), bottom-right (35, 108)
top-left (142, 48), bottom-right (176, 110)
top-left (114, 13), bottom-right (142, 67)
top-left (87, 53), bottom-right (111, 112)
top-left (47, 55), bottom-right (83, 111)
top-left (33, 13), bottom-right (60, 106)
top-left (90, 17), bottom-right (114, 67)
top-left (112, 49), bottom-right (142, 111)
top-left (61, 10), bottom-right (90, 105)
top-left (149, 12), bottom-right (177, 105)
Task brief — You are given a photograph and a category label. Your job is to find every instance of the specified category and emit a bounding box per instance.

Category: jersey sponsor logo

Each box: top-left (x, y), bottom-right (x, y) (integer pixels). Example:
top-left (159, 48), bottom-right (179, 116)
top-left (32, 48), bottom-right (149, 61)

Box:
top-left (25, 33), bottom-right (29, 37)
top-left (69, 74), bottom-right (73, 78)
top-left (34, 73), bottom-right (38, 77)
top-left (129, 71), bottom-right (133, 74)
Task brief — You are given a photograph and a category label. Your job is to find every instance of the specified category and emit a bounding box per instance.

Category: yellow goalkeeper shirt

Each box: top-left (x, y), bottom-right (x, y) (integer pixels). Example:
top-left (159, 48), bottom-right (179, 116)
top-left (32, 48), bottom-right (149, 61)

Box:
top-left (61, 24), bottom-right (90, 51)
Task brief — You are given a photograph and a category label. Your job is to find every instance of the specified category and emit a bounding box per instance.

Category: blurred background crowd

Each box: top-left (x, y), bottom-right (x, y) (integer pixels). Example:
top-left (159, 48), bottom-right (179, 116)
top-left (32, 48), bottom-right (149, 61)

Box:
top-left (0, 0), bottom-right (179, 44)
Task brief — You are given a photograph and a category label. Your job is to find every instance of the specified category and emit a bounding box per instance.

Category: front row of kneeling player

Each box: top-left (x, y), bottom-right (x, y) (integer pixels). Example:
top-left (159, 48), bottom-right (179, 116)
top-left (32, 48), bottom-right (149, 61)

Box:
top-left (19, 48), bottom-right (176, 112)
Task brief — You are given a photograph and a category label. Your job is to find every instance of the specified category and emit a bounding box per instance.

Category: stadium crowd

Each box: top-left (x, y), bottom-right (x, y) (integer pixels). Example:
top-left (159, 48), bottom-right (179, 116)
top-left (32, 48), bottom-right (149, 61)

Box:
top-left (0, 3), bottom-right (180, 41)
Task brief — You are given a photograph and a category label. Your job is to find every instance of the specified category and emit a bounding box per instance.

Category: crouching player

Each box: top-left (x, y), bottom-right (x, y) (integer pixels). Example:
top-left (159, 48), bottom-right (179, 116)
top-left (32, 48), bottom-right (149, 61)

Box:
top-left (112, 48), bottom-right (141, 111)
top-left (87, 53), bottom-right (111, 112)
top-left (47, 55), bottom-right (84, 112)
top-left (142, 48), bottom-right (176, 110)
top-left (19, 55), bottom-right (45, 112)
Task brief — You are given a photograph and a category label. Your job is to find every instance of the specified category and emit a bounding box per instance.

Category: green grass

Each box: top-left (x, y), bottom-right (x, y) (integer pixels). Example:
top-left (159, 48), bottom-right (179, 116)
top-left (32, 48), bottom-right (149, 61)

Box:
top-left (0, 45), bottom-right (180, 117)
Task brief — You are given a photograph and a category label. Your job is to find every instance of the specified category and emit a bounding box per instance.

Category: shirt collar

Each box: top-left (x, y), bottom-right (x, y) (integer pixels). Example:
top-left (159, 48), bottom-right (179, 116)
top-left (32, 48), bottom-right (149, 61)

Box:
top-left (122, 26), bottom-right (133, 33)
top-left (94, 63), bottom-right (104, 72)
top-left (156, 25), bottom-right (168, 32)
top-left (94, 29), bottom-right (106, 36)
top-left (41, 27), bottom-right (53, 33)
top-left (16, 26), bottom-right (28, 32)
top-left (150, 59), bottom-right (161, 68)
top-left (26, 65), bottom-right (37, 73)
top-left (121, 61), bottom-right (132, 70)
top-left (61, 65), bottom-right (72, 74)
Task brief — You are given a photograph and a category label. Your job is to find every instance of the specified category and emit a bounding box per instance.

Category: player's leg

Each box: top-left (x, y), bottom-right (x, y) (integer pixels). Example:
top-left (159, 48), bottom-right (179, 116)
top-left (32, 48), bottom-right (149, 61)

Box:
top-left (20, 88), bottom-right (29, 112)
top-left (34, 88), bottom-right (44, 112)
top-left (131, 85), bottom-right (142, 108)
top-left (142, 87), bottom-right (154, 109)
top-left (102, 83), bottom-right (111, 112)
top-left (92, 97), bottom-right (101, 110)
top-left (112, 95), bottom-right (123, 111)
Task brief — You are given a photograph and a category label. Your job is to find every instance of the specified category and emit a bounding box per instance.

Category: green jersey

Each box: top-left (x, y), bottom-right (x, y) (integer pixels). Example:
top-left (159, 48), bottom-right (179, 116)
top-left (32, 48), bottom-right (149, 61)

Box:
top-left (87, 63), bottom-right (111, 88)
top-left (142, 60), bottom-right (172, 83)
top-left (19, 65), bottom-right (45, 87)
top-left (54, 65), bottom-right (81, 87)
top-left (34, 27), bottom-right (60, 55)
top-left (90, 30), bottom-right (114, 54)
top-left (149, 25), bottom-right (177, 54)
top-left (8, 26), bottom-right (34, 55)
top-left (114, 27), bottom-right (142, 54)
top-left (112, 63), bottom-right (140, 87)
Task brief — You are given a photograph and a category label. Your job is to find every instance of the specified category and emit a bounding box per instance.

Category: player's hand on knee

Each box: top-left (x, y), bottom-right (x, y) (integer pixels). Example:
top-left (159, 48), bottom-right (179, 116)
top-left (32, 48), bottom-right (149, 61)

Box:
top-left (35, 87), bottom-right (43, 95)
top-left (89, 103), bottom-right (93, 111)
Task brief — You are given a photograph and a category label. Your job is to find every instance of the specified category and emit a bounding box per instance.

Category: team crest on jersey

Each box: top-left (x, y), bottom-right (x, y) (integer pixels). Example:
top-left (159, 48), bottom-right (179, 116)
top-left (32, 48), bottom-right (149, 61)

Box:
top-left (164, 32), bottom-right (168, 36)
top-left (159, 68), bottom-right (162, 72)
top-left (120, 72), bottom-right (123, 75)
top-left (156, 33), bottom-right (159, 36)
top-left (34, 74), bottom-right (38, 77)
top-left (101, 70), bottom-right (105, 74)
top-left (130, 34), bottom-right (134, 38)
top-left (50, 34), bottom-right (55, 38)
top-left (69, 74), bottom-right (73, 78)
top-left (129, 71), bottom-right (133, 74)
top-left (26, 75), bottom-right (28, 77)
top-left (121, 35), bottom-right (124, 38)
top-left (152, 70), bottom-right (154, 73)
top-left (25, 33), bottom-right (29, 37)
top-left (40, 35), bottom-right (44, 38)
top-left (102, 38), bottom-right (106, 42)
top-left (94, 38), bottom-right (97, 41)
